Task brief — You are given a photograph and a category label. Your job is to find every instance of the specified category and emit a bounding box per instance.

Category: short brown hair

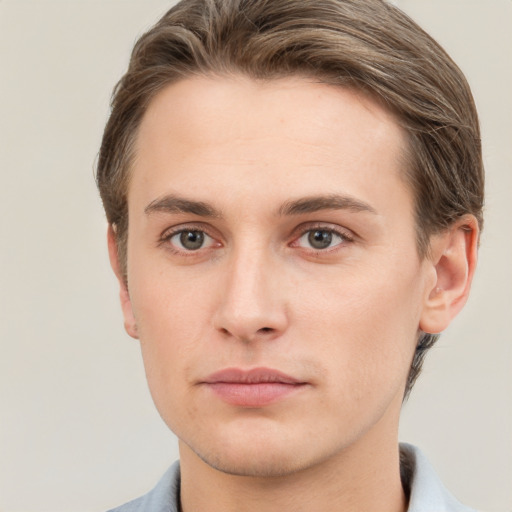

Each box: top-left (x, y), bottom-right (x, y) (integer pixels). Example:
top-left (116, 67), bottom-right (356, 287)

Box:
top-left (96, 0), bottom-right (484, 396)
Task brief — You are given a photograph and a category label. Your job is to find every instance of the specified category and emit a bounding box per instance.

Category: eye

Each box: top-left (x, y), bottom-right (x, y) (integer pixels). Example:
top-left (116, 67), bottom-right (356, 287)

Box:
top-left (168, 229), bottom-right (215, 251)
top-left (296, 229), bottom-right (346, 250)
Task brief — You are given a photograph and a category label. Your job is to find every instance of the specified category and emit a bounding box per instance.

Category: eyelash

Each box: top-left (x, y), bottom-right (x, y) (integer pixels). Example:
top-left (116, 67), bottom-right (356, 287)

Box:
top-left (159, 224), bottom-right (219, 256)
top-left (291, 224), bottom-right (354, 253)
top-left (159, 223), bottom-right (354, 256)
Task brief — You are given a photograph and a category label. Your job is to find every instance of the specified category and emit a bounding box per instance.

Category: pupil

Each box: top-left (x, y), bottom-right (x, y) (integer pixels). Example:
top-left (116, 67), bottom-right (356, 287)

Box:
top-left (308, 230), bottom-right (332, 249)
top-left (180, 231), bottom-right (204, 250)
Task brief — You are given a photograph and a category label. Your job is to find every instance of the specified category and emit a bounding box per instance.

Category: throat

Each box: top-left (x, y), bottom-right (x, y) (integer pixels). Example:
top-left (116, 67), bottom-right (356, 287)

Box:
top-left (178, 440), bottom-right (407, 512)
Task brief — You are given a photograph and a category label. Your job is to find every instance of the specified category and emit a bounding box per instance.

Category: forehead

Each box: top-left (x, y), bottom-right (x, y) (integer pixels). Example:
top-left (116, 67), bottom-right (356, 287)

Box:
top-left (136, 75), bottom-right (404, 158)
top-left (130, 75), bottom-right (411, 218)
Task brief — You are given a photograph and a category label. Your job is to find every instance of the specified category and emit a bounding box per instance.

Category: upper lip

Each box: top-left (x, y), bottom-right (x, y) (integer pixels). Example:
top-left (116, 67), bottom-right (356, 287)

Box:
top-left (203, 367), bottom-right (303, 384)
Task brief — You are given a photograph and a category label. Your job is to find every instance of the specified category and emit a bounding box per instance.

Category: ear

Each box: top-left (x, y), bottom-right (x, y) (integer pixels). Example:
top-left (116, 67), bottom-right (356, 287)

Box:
top-left (419, 215), bottom-right (479, 334)
top-left (107, 225), bottom-right (139, 339)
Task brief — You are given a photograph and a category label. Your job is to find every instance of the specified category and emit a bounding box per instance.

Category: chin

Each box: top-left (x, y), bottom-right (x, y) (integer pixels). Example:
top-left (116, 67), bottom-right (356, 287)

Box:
top-left (179, 423), bottom-right (340, 479)
top-left (194, 444), bottom-right (313, 478)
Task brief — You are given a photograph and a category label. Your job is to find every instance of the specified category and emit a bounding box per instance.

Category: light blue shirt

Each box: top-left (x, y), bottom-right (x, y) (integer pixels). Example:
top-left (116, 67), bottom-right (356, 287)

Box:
top-left (107, 443), bottom-right (478, 512)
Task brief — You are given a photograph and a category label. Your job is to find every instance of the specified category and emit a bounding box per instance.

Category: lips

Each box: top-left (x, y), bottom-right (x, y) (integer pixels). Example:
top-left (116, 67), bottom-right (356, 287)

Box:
top-left (202, 367), bottom-right (307, 407)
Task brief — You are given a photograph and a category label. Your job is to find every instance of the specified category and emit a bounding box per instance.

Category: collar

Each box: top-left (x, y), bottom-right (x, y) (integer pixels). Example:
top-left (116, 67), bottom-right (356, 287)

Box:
top-left (108, 444), bottom-right (477, 512)
top-left (400, 443), bottom-right (478, 512)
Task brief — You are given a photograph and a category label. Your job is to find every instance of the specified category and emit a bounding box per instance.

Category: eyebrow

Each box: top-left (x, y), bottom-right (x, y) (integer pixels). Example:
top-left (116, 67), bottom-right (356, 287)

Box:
top-left (278, 194), bottom-right (377, 216)
top-left (144, 194), bottom-right (222, 218)
top-left (144, 193), bottom-right (377, 219)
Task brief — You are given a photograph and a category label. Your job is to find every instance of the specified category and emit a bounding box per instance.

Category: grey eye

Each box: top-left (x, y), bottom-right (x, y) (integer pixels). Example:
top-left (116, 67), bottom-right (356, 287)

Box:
top-left (175, 230), bottom-right (206, 250)
top-left (297, 229), bottom-right (344, 250)
top-left (308, 230), bottom-right (333, 249)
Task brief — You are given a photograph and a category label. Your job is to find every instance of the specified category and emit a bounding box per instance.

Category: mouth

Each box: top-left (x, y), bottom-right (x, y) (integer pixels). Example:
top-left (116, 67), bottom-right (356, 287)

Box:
top-left (201, 367), bottom-right (308, 407)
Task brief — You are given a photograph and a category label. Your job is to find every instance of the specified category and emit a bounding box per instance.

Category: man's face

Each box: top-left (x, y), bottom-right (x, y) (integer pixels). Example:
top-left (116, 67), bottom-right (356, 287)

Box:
top-left (120, 76), bottom-right (437, 476)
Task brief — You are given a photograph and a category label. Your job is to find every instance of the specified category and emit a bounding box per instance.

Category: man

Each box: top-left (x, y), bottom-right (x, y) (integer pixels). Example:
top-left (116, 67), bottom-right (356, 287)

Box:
top-left (96, 0), bottom-right (483, 511)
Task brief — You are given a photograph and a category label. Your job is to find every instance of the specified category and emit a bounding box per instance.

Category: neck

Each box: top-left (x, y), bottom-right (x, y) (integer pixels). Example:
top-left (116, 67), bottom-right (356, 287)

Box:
top-left (179, 422), bottom-right (407, 512)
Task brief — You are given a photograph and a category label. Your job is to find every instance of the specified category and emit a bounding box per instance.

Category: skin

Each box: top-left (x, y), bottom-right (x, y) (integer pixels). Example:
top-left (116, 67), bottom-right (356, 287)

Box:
top-left (109, 76), bottom-right (478, 512)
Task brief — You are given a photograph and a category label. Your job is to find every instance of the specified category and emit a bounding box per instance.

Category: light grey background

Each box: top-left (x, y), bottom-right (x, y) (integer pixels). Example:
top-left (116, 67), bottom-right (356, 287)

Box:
top-left (0, 1), bottom-right (510, 511)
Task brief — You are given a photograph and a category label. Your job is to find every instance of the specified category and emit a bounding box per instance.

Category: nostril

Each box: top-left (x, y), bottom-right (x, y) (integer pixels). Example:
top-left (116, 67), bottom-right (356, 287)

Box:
top-left (258, 327), bottom-right (274, 334)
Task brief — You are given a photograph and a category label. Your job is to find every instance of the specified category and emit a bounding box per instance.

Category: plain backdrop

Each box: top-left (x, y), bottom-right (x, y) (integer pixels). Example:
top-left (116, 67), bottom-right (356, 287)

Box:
top-left (0, 1), bottom-right (510, 511)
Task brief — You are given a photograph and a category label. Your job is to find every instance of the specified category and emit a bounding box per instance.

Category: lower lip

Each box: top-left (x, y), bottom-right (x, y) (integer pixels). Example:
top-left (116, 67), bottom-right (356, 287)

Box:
top-left (206, 382), bottom-right (305, 407)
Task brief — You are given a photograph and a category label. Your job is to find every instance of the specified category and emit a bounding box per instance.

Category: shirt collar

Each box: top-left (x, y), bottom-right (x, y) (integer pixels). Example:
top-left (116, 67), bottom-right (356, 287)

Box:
top-left (400, 443), bottom-right (477, 512)
top-left (109, 445), bottom-right (476, 512)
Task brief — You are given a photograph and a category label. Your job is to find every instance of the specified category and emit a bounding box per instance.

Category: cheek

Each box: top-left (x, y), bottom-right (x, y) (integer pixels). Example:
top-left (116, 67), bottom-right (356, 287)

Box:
top-left (293, 260), bottom-right (423, 387)
top-left (129, 252), bottom-right (214, 334)
top-left (297, 260), bottom-right (421, 331)
top-left (127, 265), bottom-right (215, 400)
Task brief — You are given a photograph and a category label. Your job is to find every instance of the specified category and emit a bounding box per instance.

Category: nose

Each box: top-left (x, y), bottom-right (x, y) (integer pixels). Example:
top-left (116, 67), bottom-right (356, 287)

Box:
top-left (213, 247), bottom-right (288, 343)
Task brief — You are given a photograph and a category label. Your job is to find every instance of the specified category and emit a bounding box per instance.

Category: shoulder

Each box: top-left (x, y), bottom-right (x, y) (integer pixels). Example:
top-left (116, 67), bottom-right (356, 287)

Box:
top-left (401, 443), bottom-right (479, 512)
top-left (106, 461), bottom-right (181, 512)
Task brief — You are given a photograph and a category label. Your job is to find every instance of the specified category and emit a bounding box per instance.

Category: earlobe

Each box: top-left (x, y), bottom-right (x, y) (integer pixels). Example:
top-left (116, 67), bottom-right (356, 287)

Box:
top-left (107, 225), bottom-right (139, 339)
top-left (419, 215), bottom-right (479, 334)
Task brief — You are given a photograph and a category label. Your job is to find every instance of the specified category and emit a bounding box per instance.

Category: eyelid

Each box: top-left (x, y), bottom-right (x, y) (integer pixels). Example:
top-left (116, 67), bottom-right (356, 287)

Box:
top-left (289, 222), bottom-right (355, 252)
top-left (293, 222), bottom-right (355, 241)
top-left (159, 223), bottom-right (222, 252)
top-left (160, 222), bottom-right (217, 239)
top-left (157, 221), bottom-right (355, 255)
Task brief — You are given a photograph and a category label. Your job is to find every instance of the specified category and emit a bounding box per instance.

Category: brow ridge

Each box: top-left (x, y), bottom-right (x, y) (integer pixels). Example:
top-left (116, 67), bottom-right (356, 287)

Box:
top-left (144, 194), bottom-right (222, 218)
top-left (278, 194), bottom-right (377, 216)
top-left (144, 193), bottom-right (377, 219)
